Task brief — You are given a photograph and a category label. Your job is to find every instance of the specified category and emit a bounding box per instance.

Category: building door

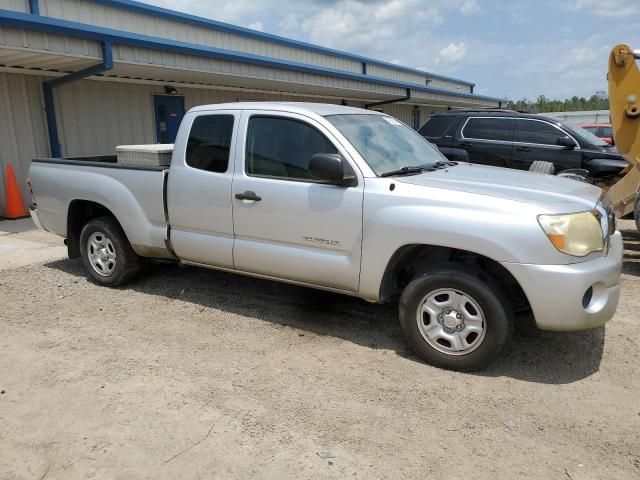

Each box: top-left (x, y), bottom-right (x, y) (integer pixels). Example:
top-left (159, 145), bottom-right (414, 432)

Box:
top-left (153, 95), bottom-right (185, 143)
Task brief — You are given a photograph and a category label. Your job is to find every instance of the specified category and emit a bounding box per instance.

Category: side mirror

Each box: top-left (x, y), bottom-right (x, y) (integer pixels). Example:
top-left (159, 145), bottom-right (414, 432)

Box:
top-left (557, 136), bottom-right (576, 149)
top-left (309, 153), bottom-right (356, 186)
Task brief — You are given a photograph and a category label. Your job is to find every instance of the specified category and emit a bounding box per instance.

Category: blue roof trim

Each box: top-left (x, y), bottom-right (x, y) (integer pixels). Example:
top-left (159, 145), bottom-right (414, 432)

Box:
top-left (88, 0), bottom-right (475, 87)
top-left (0, 9), bottom-right (501, 103)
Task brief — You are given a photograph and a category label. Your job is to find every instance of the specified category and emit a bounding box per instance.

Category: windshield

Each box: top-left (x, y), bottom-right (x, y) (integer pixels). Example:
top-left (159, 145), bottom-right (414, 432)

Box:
top-left (562, 122), bottom-right (609, 147)
top-left (326, 114), bottom-right (446, 175)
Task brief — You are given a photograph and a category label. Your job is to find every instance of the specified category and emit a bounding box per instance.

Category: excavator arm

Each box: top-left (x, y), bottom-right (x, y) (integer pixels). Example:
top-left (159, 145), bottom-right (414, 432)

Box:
top-left (607, 44), bottom-right (640, 225)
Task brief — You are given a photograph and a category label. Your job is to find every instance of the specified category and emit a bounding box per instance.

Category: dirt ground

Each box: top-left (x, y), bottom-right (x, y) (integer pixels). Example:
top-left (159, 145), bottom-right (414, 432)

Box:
top-left (1, 218), bottom-right (639, 480)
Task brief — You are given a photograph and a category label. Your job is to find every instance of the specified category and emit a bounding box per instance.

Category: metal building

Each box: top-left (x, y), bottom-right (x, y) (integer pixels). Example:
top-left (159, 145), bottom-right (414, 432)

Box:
top-left (0, 0), bottom-right (502, 216)
top-left (543, 110), bottom-right (611, 125)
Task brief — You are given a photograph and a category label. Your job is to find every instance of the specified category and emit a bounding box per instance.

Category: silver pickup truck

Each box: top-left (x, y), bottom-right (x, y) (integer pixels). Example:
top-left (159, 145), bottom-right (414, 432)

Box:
top-left (28, 102), bottom-right (623, 371)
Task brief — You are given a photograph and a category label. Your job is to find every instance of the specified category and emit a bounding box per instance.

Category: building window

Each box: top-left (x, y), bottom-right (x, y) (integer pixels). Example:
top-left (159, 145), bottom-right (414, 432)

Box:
top-left (186, 115), bottom-right (235, 173)
top-left (245, 116), bottom-right (338, 181)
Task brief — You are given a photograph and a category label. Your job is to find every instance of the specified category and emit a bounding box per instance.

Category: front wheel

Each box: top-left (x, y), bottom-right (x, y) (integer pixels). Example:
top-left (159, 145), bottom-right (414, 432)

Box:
top-left (399, 264), bottom-right (513, 371)
top-left (79, 216), bottom-right (141, 287)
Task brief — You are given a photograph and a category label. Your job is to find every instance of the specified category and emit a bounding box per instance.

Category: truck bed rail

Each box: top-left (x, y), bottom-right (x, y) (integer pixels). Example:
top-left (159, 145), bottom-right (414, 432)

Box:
top-left (32, 157), bottom-right (167, 172)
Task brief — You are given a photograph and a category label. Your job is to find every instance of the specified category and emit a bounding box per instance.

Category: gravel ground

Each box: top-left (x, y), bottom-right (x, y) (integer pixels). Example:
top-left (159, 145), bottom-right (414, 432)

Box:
top-left (1, 219), bottom-right (639, 480)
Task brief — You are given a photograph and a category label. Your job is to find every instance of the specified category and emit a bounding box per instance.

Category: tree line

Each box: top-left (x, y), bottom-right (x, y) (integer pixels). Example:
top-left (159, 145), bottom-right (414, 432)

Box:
top-left (505, 91), bottom-right (609, 113)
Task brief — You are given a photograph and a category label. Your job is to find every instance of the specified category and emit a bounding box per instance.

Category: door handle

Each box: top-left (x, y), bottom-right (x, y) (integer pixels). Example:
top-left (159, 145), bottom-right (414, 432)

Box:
top-left (235, 191), bottom-right (262, 202)
top-left (515, 146), bottom-right (531, 152)
top-left (459, 141), bottom-right (472, 148)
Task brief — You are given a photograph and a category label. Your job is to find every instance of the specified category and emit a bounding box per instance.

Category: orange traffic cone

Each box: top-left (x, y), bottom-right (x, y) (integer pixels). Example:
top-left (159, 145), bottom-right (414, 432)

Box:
top-left (4, 164), bottom-right (28, 219)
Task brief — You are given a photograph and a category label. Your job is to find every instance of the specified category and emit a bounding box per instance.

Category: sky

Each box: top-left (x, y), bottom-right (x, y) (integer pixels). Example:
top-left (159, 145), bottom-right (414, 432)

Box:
top-left (142, 0), bottom-right (638, 101)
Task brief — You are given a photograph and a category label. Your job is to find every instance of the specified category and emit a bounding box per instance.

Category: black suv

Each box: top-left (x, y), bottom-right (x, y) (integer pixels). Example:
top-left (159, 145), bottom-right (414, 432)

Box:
top-left (418, 110), bottom-right (628, 178)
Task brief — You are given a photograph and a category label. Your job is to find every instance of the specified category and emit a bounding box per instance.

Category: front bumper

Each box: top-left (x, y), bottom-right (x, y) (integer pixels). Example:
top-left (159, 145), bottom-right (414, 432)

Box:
top-left (501, 232), bottom-right (623, 331)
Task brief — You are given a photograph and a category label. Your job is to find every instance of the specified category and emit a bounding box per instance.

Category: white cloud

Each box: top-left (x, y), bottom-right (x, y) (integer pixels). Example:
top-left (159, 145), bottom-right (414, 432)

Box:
top-left (438, 42), bottom-right (467, 64)
top-left (460, 0), bottom-right (478, 14)
top-left (247, 21), bottom-right (264, 31)
top-left (570, 0), bottom-right (640, 16)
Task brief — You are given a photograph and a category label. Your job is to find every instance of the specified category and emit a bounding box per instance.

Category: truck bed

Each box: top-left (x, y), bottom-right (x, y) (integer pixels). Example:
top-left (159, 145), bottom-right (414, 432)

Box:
top-left (29, 156), bottom-right (171, 259)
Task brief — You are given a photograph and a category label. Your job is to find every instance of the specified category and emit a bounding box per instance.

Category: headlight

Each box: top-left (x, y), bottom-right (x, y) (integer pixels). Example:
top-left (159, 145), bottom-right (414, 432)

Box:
top-left (538, 211), bottom-right (604, 257)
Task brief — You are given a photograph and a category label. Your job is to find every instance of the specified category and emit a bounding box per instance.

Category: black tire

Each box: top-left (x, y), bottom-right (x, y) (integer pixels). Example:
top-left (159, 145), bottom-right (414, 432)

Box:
top-left (398, 263), bottom-right (513, 371)
top-left (79, 216), bottom-right (141, 287)
top-left (529, 161), bottom-right (555, 175)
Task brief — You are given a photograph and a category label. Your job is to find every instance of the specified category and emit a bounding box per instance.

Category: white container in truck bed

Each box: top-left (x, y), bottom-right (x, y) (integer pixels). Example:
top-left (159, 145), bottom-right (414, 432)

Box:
top-left (116, 144), bottom-right (173, 166)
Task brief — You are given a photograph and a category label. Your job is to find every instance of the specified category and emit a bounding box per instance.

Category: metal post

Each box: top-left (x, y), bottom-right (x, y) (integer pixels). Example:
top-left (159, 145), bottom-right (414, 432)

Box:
top-left (28, 0), bottom-right (39, 15)
top-left (365, 88), bottom-right (411, 109)
top-left (43, 41), bottom-right (113, 157)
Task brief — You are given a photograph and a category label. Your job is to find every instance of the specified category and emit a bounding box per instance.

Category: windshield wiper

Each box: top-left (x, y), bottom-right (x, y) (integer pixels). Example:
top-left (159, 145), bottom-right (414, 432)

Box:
top-left (379, 161), bottom-right (457, 177)
top-left (432, 160), bottom-right (458, 168)
top-left (379, 166), bottom-right (430, 177)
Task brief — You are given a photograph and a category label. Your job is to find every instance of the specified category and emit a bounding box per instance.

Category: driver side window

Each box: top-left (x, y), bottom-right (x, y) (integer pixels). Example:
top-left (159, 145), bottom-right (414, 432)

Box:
top-left (516, 119), bottom-right (567, 146)
top-left (246, 116), bottom-right (338, 181)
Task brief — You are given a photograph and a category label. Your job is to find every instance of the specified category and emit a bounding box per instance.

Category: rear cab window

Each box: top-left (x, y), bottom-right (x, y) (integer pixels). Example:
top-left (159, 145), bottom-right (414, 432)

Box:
top-left (186, 115), bottom-right (235, 173)
top-left (462, 117), bottom-right (514, 142)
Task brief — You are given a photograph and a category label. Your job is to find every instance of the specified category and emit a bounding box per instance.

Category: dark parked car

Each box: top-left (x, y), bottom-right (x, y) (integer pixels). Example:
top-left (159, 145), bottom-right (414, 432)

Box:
top-left (418, 110), bottom-right (628, 178)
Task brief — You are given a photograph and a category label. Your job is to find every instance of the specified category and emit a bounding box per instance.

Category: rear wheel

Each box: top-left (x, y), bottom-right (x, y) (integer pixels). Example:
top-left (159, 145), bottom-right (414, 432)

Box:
top-left (529, 160), bottom-right (555, 175)
top-left (79, 216), bottom-right (141, 287)
top-left (399, 264), bottom-right (513, 371)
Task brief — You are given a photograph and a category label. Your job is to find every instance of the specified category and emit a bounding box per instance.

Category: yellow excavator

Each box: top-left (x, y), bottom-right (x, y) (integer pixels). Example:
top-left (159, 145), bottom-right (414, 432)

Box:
top-left (607, 44), bottom-right (640, 232)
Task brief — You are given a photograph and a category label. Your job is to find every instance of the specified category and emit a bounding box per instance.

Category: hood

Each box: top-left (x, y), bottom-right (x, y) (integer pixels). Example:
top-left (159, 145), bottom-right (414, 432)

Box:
top-left (396, 163), bottom-right (602, 213)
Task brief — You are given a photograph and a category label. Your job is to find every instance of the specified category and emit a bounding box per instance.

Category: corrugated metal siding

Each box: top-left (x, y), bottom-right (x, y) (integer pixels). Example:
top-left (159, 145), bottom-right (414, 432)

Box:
top-left (366, 64), bottom-right (470, 92)
top-left (367, 64), bottom-right (425, 85)
top-left (55, 79), bottom-right (156, 155)
top-left (52, 78), bottom-right (369, 157)
top-left (0, 0), bottom-right (28, 12)
top-left (0, 72), bottom-right (49, 216)
top-left (412, 89), bottom-right (497, 108)
top-left (39, 0), bottom-right (363, 73)
top-left (112, 44), bottom-right (404, 97)
top-left (543, 110), bottom-right (611, 125)
top-left (182, 88), bottom-right (364, 111)
top-left (0, 26), bottom-right (102, 59)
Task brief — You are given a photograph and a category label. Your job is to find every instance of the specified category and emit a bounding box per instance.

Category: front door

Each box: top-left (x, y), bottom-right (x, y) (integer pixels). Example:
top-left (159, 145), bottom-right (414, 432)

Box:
top-left (231, 111), bottom-right (364, 292)
top-left (458, 117), bottom-right (514, 168)
top-left (154, 95), bottom-right (185, 143)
